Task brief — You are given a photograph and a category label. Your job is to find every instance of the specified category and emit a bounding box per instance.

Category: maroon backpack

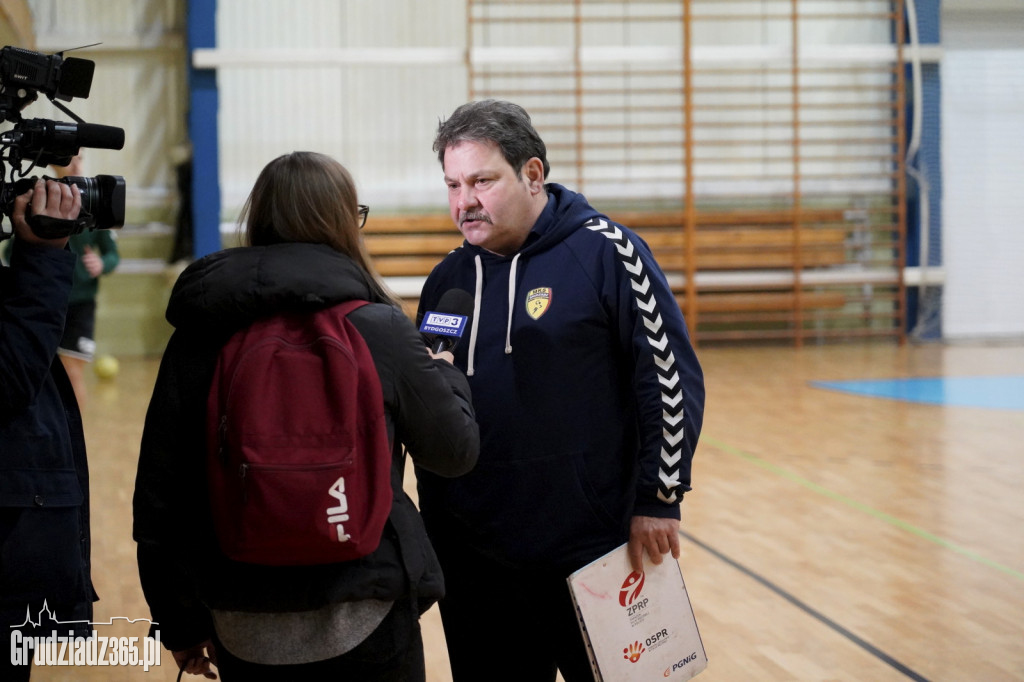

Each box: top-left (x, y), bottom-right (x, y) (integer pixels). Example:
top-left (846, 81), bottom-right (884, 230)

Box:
top-left (206, 300), bottom-right (393, 566)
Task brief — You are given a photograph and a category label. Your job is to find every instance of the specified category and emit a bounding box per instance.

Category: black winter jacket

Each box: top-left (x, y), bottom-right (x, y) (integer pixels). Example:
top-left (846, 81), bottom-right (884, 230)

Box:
top-left (132, 243), bottom-right (479, 650)
top-left (1, 240), bottom-right (95, 631)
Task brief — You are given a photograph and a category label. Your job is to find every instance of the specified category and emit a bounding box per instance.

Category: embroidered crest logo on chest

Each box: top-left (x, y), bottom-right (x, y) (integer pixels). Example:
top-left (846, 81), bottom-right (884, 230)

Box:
top-left (525, 287), bottom-right (552, 319)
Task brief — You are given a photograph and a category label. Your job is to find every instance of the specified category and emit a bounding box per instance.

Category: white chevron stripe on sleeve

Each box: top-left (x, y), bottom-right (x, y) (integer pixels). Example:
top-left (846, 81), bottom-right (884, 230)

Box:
top-left (585, 220), bottom-right (688, 503)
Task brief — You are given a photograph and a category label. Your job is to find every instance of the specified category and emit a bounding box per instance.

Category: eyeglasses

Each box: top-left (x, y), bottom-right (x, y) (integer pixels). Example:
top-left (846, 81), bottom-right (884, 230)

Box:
top-left (357, 204), bottom-right (369, 229)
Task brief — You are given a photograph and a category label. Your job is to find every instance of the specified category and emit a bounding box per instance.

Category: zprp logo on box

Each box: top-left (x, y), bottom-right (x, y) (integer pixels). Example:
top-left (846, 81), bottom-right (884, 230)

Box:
top-left (619, 570), bottom-right (645, 606)
top-left (419, 311), bottom-right (468, 338)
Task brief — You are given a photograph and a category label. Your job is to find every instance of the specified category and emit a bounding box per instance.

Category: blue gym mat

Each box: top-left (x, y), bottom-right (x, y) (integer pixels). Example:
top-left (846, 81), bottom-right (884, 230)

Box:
top-left (810, 376), bottom-right (1024, 410)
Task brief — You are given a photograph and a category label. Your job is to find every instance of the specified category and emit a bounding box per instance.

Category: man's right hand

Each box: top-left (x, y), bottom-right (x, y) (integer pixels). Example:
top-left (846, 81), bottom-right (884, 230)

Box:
top-left (11, 178), bottom-right (81, 249)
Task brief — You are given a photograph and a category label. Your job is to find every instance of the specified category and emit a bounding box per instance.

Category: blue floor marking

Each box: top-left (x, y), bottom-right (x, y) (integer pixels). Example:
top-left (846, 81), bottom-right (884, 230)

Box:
top-left (810, 376), bottom-right (1024, 410)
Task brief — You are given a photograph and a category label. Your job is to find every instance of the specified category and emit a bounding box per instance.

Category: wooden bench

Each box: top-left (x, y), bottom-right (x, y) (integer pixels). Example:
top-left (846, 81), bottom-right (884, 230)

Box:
top-left (616, 208), bottom-right (852, 317)
top-left (362, 215), bottom-right (460, 279)
top-left (613, 208), bottom-right (849, 271)
top-left (677, 291), bottom-right (848, 314)
top-left (363, 208), bottom-right (853, 318)
top-left (637, 225), bottom-right (848, 270)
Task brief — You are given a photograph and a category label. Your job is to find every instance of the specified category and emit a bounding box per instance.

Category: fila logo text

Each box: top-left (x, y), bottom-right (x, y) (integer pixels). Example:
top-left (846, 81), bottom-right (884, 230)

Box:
top-left (326, 476), bottom-right (351, 542)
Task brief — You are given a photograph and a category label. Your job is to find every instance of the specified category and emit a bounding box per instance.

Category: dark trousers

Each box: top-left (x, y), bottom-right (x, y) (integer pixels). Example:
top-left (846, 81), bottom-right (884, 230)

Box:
top-left (212, 599), bottom-right (425, 682)
top-left (432, 537), bottom-right (595, 682)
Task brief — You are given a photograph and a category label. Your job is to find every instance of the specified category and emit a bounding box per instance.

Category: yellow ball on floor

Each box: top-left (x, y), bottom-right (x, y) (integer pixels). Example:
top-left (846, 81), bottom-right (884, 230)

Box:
top-left (94, 354), bottom-right (119, 380)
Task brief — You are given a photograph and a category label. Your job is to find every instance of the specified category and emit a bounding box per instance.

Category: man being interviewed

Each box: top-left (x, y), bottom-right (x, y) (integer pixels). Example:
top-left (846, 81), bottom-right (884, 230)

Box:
top-left (416, 100), bottom-right (705, 682)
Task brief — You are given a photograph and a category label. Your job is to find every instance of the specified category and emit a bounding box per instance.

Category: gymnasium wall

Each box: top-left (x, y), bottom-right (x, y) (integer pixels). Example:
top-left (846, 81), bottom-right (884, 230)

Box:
top-left (212, 0), bottom-right (467, 214)
top-left (941, 4), bottom-right (1024, 339)
top-left (11, 1), bottom-right (1021, 350)
top-left (27, 0), bottom-right (187, 222)
top-left (206, 0), bottom-right (904, 215)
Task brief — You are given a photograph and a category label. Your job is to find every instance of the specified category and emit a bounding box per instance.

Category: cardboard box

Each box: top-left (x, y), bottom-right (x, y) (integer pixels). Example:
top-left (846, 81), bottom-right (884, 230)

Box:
top-left (568, 543), bottom-right (707, 681)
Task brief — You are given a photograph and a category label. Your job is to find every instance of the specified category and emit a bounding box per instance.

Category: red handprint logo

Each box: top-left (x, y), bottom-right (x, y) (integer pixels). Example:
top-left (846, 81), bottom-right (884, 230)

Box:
top-left (623, 641), bottom-right (645, 663)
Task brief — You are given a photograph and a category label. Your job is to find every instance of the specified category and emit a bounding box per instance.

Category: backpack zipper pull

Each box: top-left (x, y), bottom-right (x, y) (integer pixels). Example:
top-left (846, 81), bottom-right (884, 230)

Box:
top-left (217, 415), bottom-right (228, 462)
top-left (239, 462), bottom-right (249, 503)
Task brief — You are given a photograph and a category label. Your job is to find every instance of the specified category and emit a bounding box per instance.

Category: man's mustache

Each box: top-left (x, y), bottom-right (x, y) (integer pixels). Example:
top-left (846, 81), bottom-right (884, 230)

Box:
top-left (459, 212), bottom-right (492, 227)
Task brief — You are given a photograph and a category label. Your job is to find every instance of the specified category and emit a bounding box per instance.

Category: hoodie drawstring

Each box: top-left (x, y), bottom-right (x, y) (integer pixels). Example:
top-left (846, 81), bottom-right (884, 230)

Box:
top-left (505, 254), bottom-right (520, 355)
top-left (466, 251), bottom-right (520, 375)
top-left (467, 255), bottom-right (483, 376)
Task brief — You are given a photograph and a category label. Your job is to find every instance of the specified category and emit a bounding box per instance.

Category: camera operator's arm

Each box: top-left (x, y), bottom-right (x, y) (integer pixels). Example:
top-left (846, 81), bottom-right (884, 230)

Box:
top-left (0, 179), bottom-right (81, 410)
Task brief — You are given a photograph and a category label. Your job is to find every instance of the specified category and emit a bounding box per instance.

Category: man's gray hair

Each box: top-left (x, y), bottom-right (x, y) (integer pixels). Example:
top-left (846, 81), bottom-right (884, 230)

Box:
top-left (433, 99), bottom-right (550, 179)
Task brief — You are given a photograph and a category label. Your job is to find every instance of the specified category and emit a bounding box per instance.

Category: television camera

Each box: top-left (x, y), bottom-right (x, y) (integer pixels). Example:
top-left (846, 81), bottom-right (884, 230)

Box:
top-left (0, 45), bottom-right (125, 240)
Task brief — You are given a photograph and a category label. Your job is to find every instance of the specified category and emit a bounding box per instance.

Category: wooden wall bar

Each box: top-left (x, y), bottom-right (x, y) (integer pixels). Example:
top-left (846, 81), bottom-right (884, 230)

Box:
top-left (464, 0), bottom-right (908, 346)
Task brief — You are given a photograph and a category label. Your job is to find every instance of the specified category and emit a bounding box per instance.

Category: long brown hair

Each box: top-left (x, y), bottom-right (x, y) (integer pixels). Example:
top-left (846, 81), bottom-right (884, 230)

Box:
top-left (239, 151), bottom-right (398, 304)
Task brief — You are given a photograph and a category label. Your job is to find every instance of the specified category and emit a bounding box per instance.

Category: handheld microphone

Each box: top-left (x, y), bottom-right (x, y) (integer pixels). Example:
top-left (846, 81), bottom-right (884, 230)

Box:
top-left (419, 289), bottom-right (474, 354)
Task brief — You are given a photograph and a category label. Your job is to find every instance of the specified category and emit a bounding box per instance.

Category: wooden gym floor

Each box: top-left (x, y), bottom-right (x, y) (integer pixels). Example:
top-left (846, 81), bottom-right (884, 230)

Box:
top-left (28, 340), bottom-right (1024, 681)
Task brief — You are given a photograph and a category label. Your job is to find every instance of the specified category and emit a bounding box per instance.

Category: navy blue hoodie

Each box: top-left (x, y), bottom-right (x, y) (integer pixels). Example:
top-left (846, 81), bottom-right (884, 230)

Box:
top-left (417, 184), bottom-right (704, 573)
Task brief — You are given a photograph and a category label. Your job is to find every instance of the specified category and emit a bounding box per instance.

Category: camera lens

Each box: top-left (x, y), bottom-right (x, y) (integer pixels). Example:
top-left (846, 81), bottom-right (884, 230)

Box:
top-left (61, 174), bottom-right (126, 230)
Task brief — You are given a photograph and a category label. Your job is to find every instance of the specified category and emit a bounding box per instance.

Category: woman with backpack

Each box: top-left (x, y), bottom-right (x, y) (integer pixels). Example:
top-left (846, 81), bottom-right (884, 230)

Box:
top-left (133, 151), bottom-right (479, 681)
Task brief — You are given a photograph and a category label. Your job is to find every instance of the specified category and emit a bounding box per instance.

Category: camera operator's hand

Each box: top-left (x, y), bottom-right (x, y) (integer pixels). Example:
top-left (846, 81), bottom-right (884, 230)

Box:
top-left (11, 178), bottom-right (81, 249)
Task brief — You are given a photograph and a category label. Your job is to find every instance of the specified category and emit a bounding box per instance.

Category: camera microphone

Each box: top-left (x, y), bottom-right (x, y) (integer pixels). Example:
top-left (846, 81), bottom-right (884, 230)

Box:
top-left (419, 289), bottom-right (474, 354)
top-left (19, 118), bottom-right (125, 152)
top-left (69, 122), bottom-right (125, 150)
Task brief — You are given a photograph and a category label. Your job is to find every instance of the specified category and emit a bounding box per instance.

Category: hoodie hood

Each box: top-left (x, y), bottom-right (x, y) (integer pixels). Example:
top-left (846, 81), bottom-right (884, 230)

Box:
top-left (516, 183), bottom-right (604, 259)
top-left (166, 243), bottom-right (375, 333)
